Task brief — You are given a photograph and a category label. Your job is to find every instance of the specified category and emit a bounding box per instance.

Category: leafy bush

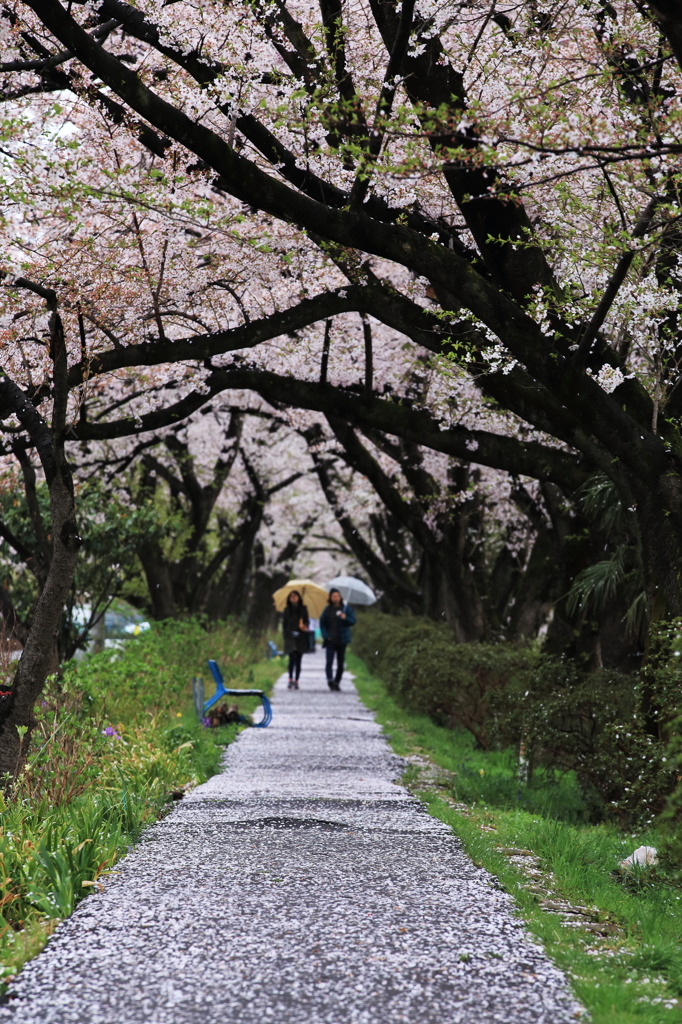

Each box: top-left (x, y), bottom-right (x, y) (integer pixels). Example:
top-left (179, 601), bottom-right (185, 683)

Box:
top-left (62, 617), bottom-right (259, 724)
top-left (650, 619), bottom-right (682, 871)
top-left (355, 611), bottom-right (681, 827)
top-left (488, 657), bottom-right (678, 828)
top-left (354, 612), bottom-right (534, 747)
top-left (352, 610), bottom-right (415, 677)
top-left (660, 724), bottom-right (682, 873)
top-left (0, 473), bottom-right (168, 658)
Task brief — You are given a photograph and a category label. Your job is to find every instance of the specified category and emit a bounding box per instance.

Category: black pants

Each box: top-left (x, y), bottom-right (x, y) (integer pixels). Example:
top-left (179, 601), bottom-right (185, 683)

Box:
top-left (288, 650), bottom-right (302, 681)
top-left (325, 642), bottom-right (346, 685)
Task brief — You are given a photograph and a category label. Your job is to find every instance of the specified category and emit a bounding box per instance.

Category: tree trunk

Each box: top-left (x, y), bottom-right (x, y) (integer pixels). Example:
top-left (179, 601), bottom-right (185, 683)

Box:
top-left (138, 545), bottom-right (176, 619)
top-left (633, 476), bottom-right (682, 619)
top-left (0, 295), bottom-right (81, 777)
top-left (0, 454), bottom-right (80, 776)
top-left (508, 530), bottom-right (560, 640)
top-left (417, 546), bottom-right (488, 642)
top-left (485, 543), bottom-right (523, 633)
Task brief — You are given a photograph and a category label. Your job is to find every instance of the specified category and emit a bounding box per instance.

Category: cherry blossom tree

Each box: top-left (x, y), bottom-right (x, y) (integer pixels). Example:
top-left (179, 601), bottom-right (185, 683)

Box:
top-left (2, 0), bottom-right (682, 767)
top-left (299, 416), bottom-right (586, 647)
top-left (101, 408), bottom-right (309, 619)
top-left (0, 280), bottom-right (80, 775)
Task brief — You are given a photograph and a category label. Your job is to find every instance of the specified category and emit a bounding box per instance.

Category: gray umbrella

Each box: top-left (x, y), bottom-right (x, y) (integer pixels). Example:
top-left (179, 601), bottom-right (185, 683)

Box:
top-left (327, 575), bottom-right (377, 606)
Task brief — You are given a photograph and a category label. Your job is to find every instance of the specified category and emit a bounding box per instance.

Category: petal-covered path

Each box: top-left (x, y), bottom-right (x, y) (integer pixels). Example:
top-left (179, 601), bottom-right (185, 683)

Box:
top-left (0, 651), bottom-right (581, 1023)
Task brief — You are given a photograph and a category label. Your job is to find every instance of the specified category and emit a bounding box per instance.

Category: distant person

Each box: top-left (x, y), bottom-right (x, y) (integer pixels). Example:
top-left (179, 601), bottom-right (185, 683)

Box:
top-left (320, 588), bottom-right (356, 691)
top-left (282, 590), bottom-right (310, 690)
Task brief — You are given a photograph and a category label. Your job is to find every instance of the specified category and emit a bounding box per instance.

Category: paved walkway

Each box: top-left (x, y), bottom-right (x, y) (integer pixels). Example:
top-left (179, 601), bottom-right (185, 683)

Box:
top-left (0, 651), bottom-right (581, 1023)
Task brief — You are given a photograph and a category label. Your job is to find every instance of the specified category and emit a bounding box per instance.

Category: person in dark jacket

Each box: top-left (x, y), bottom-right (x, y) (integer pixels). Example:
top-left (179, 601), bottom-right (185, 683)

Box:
top-left (319, 587), bottom-right (356, 691)
top-left (282, 590), bottom-right (310, 689)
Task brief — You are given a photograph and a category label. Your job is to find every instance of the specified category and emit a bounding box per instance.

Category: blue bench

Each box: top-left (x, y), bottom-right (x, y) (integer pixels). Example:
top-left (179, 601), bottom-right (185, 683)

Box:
top-left (266, 640), bottom-right (282, 659)
top-left (203, 659), bottom-right (272, 728)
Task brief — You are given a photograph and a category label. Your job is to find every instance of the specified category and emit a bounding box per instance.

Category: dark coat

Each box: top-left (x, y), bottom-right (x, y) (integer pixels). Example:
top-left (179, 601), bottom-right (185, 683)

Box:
top-left (320, 602), bottom-right (356, 645)
top-left (282, 603), bottom-right (310, 654)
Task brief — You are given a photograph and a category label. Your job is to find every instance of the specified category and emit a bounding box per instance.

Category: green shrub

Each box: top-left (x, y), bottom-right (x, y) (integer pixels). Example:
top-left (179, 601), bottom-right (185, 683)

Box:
top-left (650, 618), bottom-right (682, 870)
top-left (356, 611), bottom-right (681, 828)
top-left (354, 612), bottom-right (534, 747)
top-left (488, 657), bottom-right (678, 828)
top-left (659, 722), bottom-right (682, 872)
top-left (62, 617), bottom-right (259, 723)
top-left (352, 610), bottom-right (416, 677)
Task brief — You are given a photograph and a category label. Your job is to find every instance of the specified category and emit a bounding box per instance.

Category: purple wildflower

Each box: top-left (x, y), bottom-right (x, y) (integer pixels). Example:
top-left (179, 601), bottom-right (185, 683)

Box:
top-left (102, 726), bottom-right (121, 739)
top-left (201, 716), bottom-right (211, 728)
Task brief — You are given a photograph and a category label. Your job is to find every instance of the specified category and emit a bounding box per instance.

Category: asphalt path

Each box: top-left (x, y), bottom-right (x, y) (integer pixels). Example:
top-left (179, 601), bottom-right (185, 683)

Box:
top-left (0, 650), bottom-right (582, 1023)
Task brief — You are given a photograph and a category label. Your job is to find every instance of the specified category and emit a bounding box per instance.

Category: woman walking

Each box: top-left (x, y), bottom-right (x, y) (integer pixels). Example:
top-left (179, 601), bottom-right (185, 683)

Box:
top-left (282, 590), bottom-right (310, 690)
top-left (320, 587), bottom-right (356, 691)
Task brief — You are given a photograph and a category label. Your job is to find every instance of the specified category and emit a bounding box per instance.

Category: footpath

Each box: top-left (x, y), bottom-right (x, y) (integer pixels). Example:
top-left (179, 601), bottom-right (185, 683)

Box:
top-left (0, 650), bottom-right (581, 1023)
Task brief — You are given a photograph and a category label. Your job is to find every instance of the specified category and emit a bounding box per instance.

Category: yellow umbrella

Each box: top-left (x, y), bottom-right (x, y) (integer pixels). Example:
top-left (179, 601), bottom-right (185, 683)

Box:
top-left (272, 579), bottom-right (329, 618)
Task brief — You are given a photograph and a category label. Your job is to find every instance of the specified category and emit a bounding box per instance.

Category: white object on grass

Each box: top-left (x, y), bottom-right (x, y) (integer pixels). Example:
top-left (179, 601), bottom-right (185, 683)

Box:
top-left (620, 845), bottom-right (658, 869)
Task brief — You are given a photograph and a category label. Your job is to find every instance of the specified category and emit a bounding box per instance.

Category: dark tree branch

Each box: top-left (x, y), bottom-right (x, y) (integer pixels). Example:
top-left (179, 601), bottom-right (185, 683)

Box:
top-left (70, 362), bottom-right (590, 490)
top-left (0, 518), bottom-right (35, 565)
top-left (643, 1), bottom-right (682, 75)
top-left (38, 0), bottom-right (473, 255)
top-left (362, 318), bottom-right (373, 400)
top-left (326, 417), bottom-right (435, 551)
top-left (61, 287), bottom-right (368, 394)
top-left (320, 318), bottom-right (331, 386)
top-left (573, 197), bottom-right (659, 368)
top-left (309, 448), bottom-right (420, 603)
top-left (349, 0), bottom-right (415, 205)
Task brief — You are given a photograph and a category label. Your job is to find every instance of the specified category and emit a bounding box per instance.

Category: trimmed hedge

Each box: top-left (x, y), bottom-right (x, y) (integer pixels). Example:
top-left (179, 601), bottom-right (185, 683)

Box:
top-left (354, 611), bottom-right (680, 832)
top-left (487, 657), bottom-right (677, 828)
top-left (354, 613), bottom-right (533, 748)
top-left (649, 619), bottom-right (682, 871)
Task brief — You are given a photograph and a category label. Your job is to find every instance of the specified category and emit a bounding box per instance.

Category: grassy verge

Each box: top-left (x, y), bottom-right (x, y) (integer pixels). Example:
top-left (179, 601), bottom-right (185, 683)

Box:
top-left (349, 651), bottom-right (682, 1024)
top-left (0, 620), bottom-right (280, 982)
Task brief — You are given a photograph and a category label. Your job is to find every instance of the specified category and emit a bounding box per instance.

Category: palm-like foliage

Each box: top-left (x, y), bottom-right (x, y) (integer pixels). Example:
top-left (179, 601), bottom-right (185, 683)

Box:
top-left (566, 476), bottom-right (647, 639)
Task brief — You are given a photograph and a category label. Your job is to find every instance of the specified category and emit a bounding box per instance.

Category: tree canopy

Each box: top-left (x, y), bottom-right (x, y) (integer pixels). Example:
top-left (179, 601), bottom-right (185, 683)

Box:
top-left (2, 0), bottom-right (682, 767)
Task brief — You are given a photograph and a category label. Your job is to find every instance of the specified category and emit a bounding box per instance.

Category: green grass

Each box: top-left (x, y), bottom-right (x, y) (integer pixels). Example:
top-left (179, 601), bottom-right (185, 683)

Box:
top-left (349, 651), bottom-right (682, 1024)
top-left (0, 620), bottom-right (280, 983)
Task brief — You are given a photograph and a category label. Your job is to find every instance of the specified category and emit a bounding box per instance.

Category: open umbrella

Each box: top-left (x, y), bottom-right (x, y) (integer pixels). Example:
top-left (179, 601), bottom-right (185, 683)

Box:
top-left (272, 579), bottom-right (329, 618)
top-left (327, 575), bottom-right (377, 606)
